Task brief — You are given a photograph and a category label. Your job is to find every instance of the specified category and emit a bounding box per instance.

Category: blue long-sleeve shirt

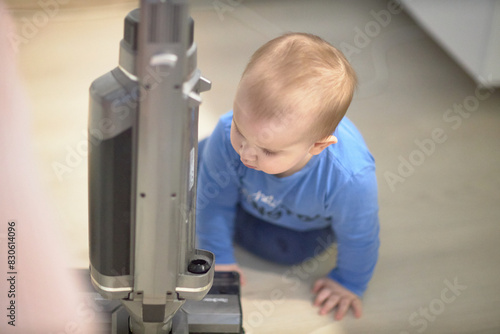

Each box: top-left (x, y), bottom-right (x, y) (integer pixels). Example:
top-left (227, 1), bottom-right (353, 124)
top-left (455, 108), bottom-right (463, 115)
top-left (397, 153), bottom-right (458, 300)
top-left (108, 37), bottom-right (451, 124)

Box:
top-left (196, 111), bottom-right (379, 296)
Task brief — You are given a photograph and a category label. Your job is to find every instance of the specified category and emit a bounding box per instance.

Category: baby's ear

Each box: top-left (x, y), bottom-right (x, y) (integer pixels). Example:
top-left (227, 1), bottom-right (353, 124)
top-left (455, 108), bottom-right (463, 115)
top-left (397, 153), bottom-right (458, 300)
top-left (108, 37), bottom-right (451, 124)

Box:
top-left (310, 135), bottom-right (338, 155)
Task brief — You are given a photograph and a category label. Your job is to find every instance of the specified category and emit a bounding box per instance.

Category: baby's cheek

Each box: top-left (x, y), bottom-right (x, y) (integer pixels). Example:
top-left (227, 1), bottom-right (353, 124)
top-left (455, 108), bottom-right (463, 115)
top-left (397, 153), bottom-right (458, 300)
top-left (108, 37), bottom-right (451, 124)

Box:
top-left (262, 158), bottom-right (286, 174)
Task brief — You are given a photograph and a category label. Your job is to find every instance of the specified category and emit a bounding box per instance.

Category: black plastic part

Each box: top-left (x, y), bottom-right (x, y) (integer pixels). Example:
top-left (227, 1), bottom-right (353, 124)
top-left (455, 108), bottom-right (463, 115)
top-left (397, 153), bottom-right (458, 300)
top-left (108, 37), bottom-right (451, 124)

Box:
top-left (207, 271), bottom-right (245, 334)
top-left (89, 128), bottom-right (132, 277)
top-left (188, 259), bottom-right (210, 274)
top-left (209, 271), bottom-right (241, 296)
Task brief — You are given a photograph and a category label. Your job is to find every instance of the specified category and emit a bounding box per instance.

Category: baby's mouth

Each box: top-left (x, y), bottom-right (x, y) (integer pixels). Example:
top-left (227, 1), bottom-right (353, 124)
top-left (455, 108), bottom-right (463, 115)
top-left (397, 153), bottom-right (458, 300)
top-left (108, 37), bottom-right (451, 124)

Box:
top-left (242, 161), bottom-right (256, 169)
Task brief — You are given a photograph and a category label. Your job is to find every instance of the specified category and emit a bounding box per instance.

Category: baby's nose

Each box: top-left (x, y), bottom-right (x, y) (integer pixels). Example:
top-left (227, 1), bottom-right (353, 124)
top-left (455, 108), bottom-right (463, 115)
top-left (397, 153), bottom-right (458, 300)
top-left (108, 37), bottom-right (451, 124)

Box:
top-left (240, 142), bottom-right (257, 161)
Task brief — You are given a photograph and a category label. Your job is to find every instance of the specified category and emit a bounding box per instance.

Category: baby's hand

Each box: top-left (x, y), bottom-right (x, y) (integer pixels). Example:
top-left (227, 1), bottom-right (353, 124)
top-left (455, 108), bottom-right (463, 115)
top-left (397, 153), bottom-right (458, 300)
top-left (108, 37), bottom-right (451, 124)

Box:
top-left (312, 277), bottom-right (362, 320)
top-left (214, 263), bottom-right (247, 286)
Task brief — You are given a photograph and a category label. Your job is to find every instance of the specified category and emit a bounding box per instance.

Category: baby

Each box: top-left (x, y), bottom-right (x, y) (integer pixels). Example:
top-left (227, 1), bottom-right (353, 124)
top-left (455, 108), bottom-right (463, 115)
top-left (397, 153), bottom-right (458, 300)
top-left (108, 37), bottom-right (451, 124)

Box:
top-left (197, 33), bottom-right (379, 320)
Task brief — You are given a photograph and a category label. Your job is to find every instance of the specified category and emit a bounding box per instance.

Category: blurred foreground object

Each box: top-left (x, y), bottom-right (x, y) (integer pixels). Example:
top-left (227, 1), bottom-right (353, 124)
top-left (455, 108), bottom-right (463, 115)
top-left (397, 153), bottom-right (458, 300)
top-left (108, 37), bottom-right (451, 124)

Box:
top-left (0, 2), bottom-right (103, 333)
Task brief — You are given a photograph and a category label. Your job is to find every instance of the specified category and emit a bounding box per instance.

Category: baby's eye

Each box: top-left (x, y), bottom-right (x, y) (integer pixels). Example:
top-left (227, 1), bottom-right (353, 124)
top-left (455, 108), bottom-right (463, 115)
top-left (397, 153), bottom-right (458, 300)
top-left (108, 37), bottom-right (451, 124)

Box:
top-left (233, 125), bottom-right (242, 136)
top-left (262, 149), bottom-right (276, 156)
top-left (233, 122), bottom-right (243, 135)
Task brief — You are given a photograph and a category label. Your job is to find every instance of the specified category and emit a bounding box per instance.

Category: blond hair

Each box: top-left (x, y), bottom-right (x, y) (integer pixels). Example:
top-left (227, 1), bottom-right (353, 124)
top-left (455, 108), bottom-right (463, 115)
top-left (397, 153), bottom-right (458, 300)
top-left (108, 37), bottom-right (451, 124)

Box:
top-left (240, 33), bottom-right (357, 141)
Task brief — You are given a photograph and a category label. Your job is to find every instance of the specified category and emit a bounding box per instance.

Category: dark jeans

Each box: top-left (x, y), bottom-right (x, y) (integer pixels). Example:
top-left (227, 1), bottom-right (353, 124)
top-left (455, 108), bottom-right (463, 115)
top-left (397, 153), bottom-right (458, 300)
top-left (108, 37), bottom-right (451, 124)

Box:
top-left (234, 205), bottom-right (334, 265)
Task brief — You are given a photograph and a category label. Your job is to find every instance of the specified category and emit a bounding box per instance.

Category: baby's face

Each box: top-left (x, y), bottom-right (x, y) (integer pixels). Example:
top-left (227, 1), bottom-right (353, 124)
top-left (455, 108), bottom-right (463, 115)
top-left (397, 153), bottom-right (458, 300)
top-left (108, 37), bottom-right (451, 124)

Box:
top-left (230, 90), bottom-right (316, 178)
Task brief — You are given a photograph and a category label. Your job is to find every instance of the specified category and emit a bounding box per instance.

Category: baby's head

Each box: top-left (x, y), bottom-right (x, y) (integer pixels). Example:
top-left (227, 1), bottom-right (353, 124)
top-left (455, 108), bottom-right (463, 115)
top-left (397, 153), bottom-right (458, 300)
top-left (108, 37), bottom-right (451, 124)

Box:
top-left (231, 33), bottom-right (357, 177)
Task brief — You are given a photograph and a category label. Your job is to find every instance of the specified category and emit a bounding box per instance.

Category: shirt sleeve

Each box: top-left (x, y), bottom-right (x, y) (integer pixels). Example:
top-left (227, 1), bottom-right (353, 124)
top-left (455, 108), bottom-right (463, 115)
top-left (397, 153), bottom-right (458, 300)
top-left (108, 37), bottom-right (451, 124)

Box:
top-left (326, 166), bottom-right (380, 297)
top-left (196, 116), bottom-right (242, 264)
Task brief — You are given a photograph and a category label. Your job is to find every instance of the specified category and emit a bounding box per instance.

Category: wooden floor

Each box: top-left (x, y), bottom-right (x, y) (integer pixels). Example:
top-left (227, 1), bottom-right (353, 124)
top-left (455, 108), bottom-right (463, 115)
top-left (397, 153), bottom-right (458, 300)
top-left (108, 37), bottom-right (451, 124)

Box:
top-left (5, 0), bottom-right (500, 333)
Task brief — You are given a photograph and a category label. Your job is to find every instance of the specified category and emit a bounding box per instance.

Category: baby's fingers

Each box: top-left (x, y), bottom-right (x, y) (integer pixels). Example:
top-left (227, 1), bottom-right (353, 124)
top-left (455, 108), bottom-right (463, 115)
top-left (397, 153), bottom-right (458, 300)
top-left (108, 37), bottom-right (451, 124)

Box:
top-left (312, 278), bottom-right (328, 294)
top-left (334, 298), bottom-right (351, 320)
top-left (319, 294), bottom-right (341, 315)
top-left (313, 287), bottom-right (332, 307)
top-left (351, 298), bottom-right (363, 318)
